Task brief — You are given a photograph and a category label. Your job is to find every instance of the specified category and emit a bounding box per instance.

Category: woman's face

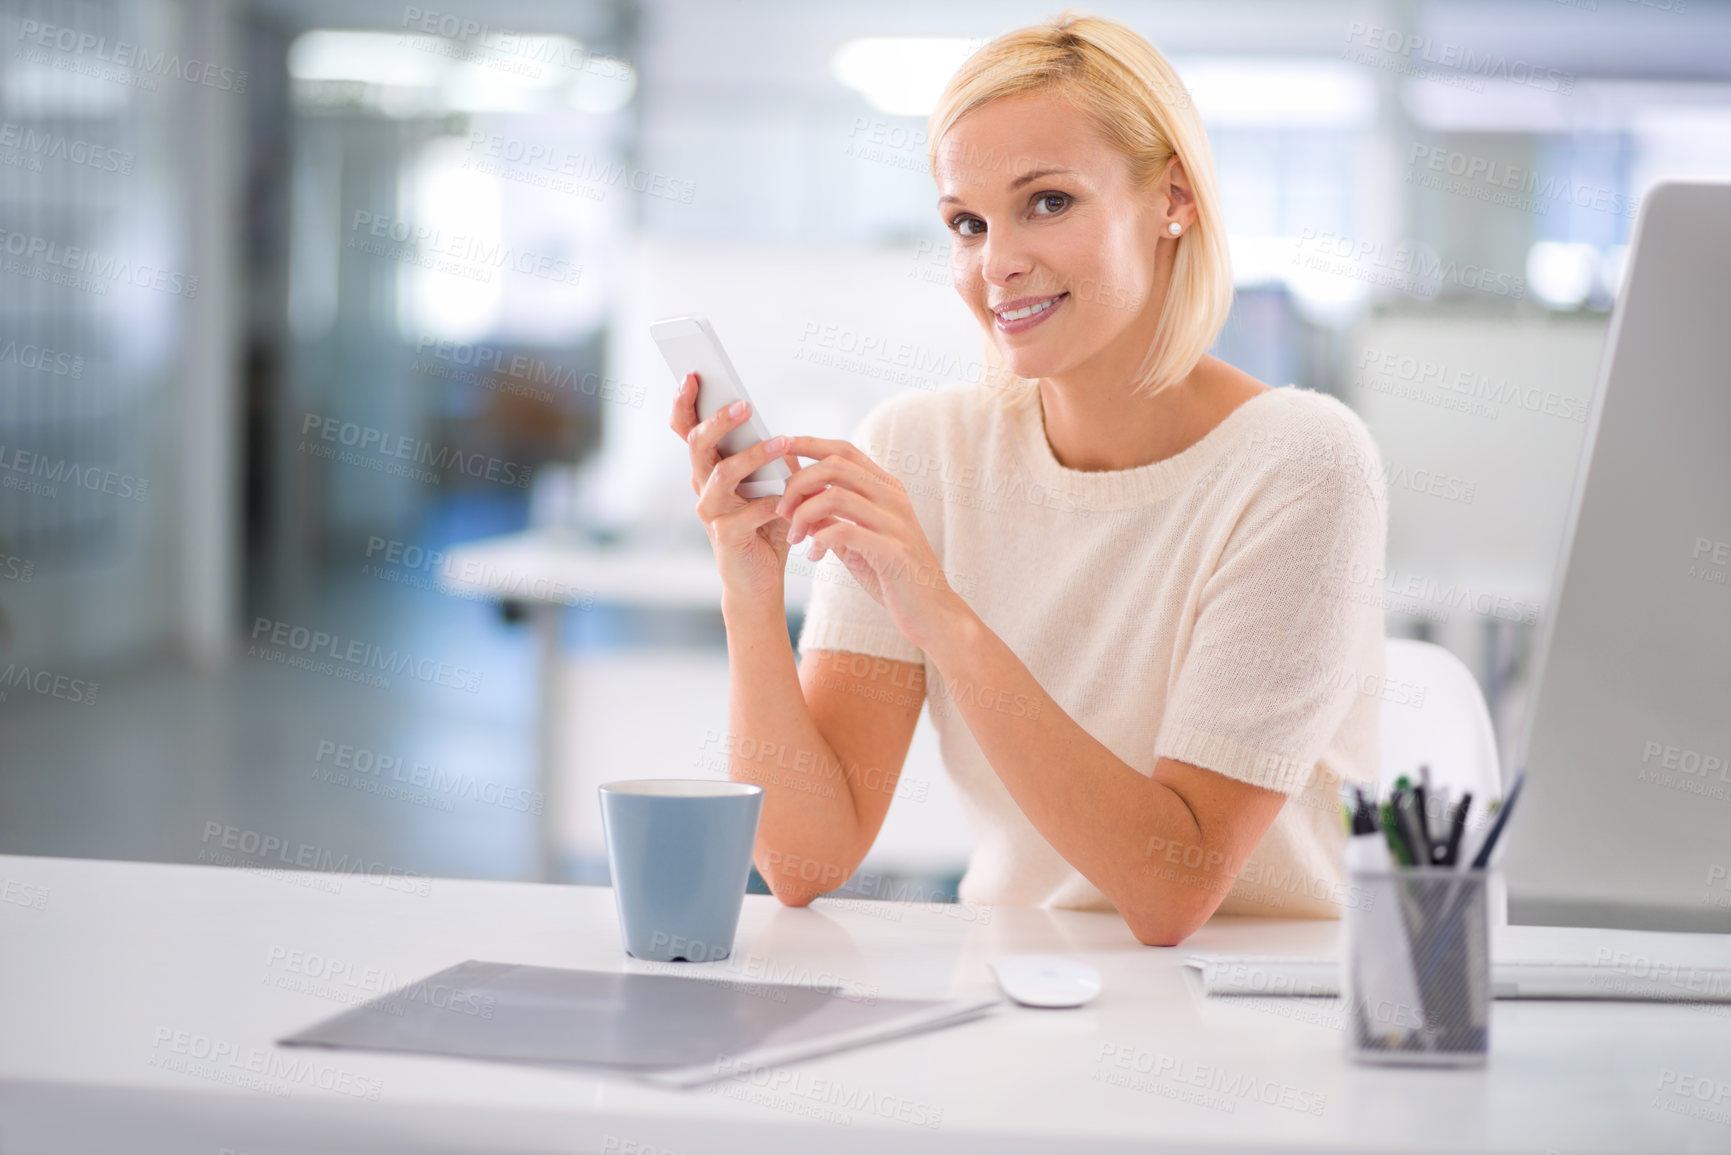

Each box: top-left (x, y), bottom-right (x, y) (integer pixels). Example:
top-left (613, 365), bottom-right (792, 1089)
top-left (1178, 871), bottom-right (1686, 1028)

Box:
top-left (934, 89), bottom-right (1188, 384)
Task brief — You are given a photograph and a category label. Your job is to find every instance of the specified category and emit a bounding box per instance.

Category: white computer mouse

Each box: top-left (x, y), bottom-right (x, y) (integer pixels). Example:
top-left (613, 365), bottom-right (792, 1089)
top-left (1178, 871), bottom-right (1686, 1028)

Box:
top-left (988, 954), bottom-right (1102, 1008)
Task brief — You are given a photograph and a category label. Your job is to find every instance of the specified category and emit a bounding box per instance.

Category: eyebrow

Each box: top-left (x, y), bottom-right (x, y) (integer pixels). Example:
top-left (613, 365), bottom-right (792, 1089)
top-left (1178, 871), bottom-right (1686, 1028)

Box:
top-left (1009, 166), bottom-right (1077, 190)
top-left (937, 165), bottom-right (1079, 207)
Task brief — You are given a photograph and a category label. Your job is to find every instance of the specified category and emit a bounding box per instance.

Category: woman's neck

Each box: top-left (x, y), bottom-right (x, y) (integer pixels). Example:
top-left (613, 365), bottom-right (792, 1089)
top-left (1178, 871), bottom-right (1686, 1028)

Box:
top-left (1035, 356), bottom-right (1269, 473)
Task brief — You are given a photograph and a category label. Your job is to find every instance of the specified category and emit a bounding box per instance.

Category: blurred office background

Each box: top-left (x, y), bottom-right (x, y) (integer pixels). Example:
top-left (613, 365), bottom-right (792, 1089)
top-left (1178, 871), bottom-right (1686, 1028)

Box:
top-left (1, 0), bottom-right (1727, 895)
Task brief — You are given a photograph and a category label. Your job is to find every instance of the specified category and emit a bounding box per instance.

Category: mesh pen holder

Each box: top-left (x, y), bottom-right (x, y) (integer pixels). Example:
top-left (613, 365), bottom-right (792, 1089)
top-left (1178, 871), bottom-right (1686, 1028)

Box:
top-left (1344, 868), bottom-right (1491, 1066)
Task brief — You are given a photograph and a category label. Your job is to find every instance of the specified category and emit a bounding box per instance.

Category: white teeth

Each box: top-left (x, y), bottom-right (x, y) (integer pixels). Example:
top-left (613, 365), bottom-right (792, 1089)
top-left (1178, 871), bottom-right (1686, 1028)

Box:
top-left (998, 296), bottom-right (1059, 322)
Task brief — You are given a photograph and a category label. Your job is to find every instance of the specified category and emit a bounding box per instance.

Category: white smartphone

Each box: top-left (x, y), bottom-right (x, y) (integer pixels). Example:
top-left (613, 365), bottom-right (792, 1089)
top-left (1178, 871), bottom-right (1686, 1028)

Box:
top-left (650, 314), bottom-right (791, 499)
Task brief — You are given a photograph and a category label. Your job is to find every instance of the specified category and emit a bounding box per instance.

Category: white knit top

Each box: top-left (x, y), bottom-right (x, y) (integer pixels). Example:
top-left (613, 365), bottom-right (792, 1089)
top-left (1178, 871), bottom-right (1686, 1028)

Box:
top-left (796, 382), bottom-right (1389, 919)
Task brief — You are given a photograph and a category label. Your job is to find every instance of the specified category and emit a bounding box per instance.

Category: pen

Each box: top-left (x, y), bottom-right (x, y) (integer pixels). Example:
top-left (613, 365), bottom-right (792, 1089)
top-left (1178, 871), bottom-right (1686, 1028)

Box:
top-left (1410, 783), bottom-right (1434, 862)
top-left (1467, 770), bottom-right (1526, 870)
top-left (1395, 788), bottom-right (1433, 868)
top-left (1380, 800), bottom-right (1414, 866)
top-left (1351, 786), bottom-right (1379, 836)
top-left (1416, 764), bottom-right (1435, 850)
top-left (1420, 771), bottom-right (1526, 993)
top-left (1430, 783), bottom-right (1450, 846)
top-left (1441, 791), bottom-right (1472, 868)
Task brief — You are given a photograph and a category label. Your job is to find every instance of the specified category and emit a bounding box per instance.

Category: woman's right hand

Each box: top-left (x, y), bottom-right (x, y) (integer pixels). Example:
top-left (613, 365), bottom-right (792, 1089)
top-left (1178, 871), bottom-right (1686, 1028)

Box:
top-left (669, 372), bottom-right (802, 603)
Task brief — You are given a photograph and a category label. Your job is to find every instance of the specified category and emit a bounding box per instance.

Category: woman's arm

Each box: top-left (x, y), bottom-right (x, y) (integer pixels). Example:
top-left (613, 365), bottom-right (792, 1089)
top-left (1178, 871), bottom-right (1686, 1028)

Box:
top-left (778, 435), bottom-right (1286, 946)
top-left (721, 588), bottom-right (926, 904)
top-left (920, 611), bottom-right (1285, 945)
top-left (671, 378), bottom-right (923, 906)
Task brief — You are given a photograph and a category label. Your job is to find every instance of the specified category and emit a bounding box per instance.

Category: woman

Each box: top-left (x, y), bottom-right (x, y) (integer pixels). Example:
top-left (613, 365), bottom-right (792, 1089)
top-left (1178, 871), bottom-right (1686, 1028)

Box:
top-left (668, 13), bottom-right (1387, 946)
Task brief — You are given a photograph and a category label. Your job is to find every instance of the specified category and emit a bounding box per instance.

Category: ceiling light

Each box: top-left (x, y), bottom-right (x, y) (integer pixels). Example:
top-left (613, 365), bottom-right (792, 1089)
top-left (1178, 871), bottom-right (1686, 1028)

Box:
top-left (1526, 242), bottom-right (1599, 309)
top-left (288, 31), bottom-right (446, 87)
top-left (288, 30), bottom-right (622, 114)
top-left (1174, 57), bottom-right (1376, 129)
top-left (830, 38), bottom-right (979, 118)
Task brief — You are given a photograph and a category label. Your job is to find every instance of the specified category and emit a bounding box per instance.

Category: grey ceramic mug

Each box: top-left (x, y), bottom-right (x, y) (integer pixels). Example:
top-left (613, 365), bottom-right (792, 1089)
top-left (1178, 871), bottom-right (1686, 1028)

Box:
top-left (598, 779), bottom-right (764, 963)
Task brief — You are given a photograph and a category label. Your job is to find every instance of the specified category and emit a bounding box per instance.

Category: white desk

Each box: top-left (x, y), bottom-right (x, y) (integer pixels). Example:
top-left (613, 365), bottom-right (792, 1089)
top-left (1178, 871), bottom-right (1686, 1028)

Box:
top-left (436, 531), bottom-right (815, 611)
top-left (4, 854), bottom-right (1731, 1153)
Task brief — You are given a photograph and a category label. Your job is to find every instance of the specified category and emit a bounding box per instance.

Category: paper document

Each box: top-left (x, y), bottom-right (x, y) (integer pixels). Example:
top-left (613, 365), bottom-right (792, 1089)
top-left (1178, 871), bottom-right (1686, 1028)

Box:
top-left (280, 959), bottom-right (1002, 1088)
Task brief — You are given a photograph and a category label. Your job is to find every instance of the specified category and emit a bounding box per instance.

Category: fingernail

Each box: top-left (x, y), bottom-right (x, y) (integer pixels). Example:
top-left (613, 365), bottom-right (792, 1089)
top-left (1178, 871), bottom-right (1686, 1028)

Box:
top-left (786, 526), bottom-right (803, 544)
top-left (765, 436), bottom-right (787, 454)
top-left (729, 400), bottom-right (749, 417)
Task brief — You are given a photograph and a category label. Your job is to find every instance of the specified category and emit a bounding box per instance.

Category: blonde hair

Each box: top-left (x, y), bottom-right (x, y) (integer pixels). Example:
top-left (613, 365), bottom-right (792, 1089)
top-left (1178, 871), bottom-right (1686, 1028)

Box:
top-left (926, 12), bottom-right (1233, 398)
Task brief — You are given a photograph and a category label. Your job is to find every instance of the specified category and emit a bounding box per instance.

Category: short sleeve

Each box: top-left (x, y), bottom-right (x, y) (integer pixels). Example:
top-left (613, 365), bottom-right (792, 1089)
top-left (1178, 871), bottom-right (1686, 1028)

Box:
top-left (794, 398), bottom-right (928, 665)
top-left (1155, 466), bottom-right (1388, 796)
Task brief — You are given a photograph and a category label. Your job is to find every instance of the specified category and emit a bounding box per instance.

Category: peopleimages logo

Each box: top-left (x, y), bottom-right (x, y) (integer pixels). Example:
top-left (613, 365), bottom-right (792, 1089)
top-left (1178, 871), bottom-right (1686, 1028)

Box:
top-left (400, 7), bottom-right (636, 80)
top-left (199, 821), bottom-right (433, 897)
top-left (0, 443), bottom-right (149, 501)
top-left (1355, 345), bottom-right (1589, 424)
top-left (1293, 229), bottom-right (1525, 300)
top-left (0, 339), bottom-right (83, 377)
top-left (16, 20), bottom-right (249, 92)
top-left (1342, 22), bottom-right (1574, 94)
top-left (299, 413), bottom-right (532, 489)
top-left (1094, 1043), bottom-right (1328, 1116)
top-left (0, 551), bottom-right (34, 583)
top-left (0, 122), bottom-right (135, 175)
top-left (347, 211), bottom-right (584, 285)
top-left (0, 663), bottom-right (98, 705)
top-left (710, 1055), bottom-right (944, 1129)
top-left (1407, 145), bottom-right (1639, 219)
top-left (249, 617), bottom-right (483, 693)
top-left (411, 336), bottom-right (646, 408)
top-left (462, 133), bottom-right (695, 205)
top-left (0, 225), bottom-right (198, 298)
top-left (314, 739), bottom-right (544, 815)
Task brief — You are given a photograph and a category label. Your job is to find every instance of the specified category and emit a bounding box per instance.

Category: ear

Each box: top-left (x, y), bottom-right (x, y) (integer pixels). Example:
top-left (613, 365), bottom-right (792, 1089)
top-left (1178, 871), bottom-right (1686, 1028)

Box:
top-left (1161, 156), bottom-right (1198, 232)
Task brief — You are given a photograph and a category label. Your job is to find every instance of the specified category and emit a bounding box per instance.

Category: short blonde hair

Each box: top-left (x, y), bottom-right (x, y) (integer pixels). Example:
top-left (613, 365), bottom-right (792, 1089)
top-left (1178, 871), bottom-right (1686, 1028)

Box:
top-left (927, 12), bottom-right (1233, 398)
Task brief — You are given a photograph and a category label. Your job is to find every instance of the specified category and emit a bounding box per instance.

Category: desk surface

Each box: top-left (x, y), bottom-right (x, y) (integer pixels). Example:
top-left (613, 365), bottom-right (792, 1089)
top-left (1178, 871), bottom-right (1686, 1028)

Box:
top-left (3, 854), bottom-right (1730, 1154)
top-left (438, 532), bottom-right (815, 610)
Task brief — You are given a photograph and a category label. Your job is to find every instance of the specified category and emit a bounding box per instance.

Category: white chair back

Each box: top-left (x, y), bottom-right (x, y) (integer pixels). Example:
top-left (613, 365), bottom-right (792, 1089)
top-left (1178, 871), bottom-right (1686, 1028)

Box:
top-left (1380, 638), bottom-right (1503, 802)
top-left (1380, 638), bottom-right (1508, 923)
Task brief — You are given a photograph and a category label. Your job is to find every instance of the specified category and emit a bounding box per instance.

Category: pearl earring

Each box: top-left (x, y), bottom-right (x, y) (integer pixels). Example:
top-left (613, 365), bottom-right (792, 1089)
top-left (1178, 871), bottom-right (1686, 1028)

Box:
top-left (1167, 221), bottom-right (1182, 237)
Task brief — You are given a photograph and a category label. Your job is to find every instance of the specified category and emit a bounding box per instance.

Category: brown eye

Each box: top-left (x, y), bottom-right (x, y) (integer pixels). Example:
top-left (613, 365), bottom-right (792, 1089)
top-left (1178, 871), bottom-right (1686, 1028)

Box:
top-left (1032, 192), bottom-right (1070, 216)
top-left (951, 216), bottom-right (985, 237)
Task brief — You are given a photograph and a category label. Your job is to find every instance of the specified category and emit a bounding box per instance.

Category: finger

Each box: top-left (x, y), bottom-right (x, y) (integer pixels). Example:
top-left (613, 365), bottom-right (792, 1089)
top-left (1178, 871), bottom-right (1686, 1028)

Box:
top-left (805, 520), bottom-right (889, 572)
top-left (671, 374), bottom-right (704, 494)
top-left (775, 454), bottom-right (896, 519)
top-left (784, 486), bottom-right (892, 544)
top-left (706, 429), bottom-right (789, 491)
top-left (695, 438), bottom-right (792, 519)
top-left (689, 399), bottom-right (753, 454)
top-left (709, 495), bottom-right (786, 541)
top-left (782, 436), bottom-right (879, 470)
top-left (668, 372), bottom-right (700, 438)
top-left (686, 398), bottom-right (752, 493)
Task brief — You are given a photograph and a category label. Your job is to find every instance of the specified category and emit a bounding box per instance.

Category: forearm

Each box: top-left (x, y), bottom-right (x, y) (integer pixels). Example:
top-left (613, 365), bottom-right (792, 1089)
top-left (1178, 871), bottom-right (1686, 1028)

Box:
top-left (920, 608), bottom-right (1232, 939)
top-left (721, 592), bottom-right (864, 903)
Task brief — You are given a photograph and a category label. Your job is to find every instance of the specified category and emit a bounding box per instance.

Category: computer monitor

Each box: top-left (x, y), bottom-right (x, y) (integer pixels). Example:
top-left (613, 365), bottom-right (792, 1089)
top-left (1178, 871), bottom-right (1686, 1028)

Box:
top-left (1505, 181), bottom-right (1731, 932)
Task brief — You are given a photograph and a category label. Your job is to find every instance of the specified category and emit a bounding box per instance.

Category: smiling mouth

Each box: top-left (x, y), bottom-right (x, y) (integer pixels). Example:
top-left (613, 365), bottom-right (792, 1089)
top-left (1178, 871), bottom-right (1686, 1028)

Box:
top-left (993, 293), bottom-right (1067, 324)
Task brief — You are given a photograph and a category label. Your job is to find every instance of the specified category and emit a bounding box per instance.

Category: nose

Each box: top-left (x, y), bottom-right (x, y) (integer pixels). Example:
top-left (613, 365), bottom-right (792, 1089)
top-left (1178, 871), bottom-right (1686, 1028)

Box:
top-left (977, 228), bottom-right (1033, 288)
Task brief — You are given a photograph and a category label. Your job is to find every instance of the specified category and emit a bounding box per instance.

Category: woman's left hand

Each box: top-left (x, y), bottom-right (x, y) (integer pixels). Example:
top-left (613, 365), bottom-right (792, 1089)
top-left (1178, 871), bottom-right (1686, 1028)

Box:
top-left (777, 437), bottom-right (968, 651)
